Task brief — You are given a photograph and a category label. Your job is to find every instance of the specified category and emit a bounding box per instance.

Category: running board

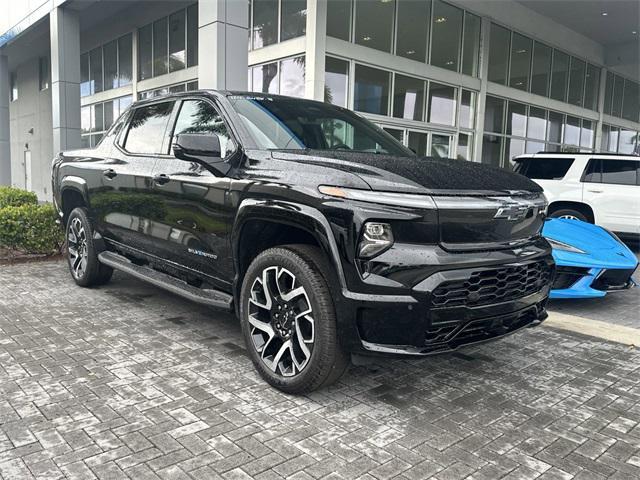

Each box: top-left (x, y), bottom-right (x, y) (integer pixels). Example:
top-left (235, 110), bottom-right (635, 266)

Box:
top-left (98, 251), bottom-right (233, 311)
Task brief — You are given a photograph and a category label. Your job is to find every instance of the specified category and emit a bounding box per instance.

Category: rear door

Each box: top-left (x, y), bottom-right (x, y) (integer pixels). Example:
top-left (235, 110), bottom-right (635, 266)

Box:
top-left (582, 158), bottom-right (640, 234)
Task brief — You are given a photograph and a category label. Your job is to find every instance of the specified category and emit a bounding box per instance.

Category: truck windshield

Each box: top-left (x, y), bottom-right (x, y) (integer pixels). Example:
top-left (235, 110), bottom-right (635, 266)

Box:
top-left (228, 95), bottom-right (413, 156)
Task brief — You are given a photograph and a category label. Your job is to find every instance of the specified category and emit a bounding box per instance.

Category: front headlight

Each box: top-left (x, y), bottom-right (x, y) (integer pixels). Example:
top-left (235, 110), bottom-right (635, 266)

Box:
top-left (318, 185), bottom-right (436, 209)
top-left (546, 237), bottom-right (586, 254)
top-left (359, 222), bottom-right (394, 258)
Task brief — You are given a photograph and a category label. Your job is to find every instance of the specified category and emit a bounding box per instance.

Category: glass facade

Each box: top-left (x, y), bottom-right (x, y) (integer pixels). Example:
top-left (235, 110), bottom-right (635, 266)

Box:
top-left (81, 95), bottom-right (133, 148)
top-left (81, 33), bottom-right (133, 97)
top-left (249, 56), bottom-right (306, 97)
top-left (251, 0), bottom-right (307, 49)
top-left (604, 72), bottom-right (640, 123)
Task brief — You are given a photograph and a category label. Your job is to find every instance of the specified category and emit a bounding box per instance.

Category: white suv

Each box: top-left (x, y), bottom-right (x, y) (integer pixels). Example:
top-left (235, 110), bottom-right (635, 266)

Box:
top-left (514, 153), bottom-right (640, 236)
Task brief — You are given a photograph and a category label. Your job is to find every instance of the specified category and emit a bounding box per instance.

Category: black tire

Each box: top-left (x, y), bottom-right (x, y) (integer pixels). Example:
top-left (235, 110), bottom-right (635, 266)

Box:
top-left (66, 207), bottom-right (113, 287)
top-left (240, 245), bottom-right (349, 394)
top-left (548, 208), bottom-right (589, 223)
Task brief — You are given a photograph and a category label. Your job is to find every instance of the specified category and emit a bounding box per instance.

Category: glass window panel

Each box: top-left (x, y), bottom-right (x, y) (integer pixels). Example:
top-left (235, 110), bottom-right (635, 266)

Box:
top-left (622, 80), bottom-right (639, 122)
top-left (104, 101), bottom-right (114, 130)
top-left (506, 101), bottom-right (526, 137)
top-left (187, 4), bottom-right (198, 67)
top-left (169, 84), bottom-right (186, 93)
top-left (138, 24), bottom-right (153, 80)
top-left (93, 103), bottom-right (104, 133)
top-left (281, 0), bottom-right (306, 41)
top-left (550, 50), bottom-right (569, 102)
top-left (153, 17), bottom-right (168, 77)
top-left (326, 0), bottom-right (351, 40)
top-left (603, 71), bottom-right (614, 114)
top-left (354, 0), bottom-right (395, 53)
top-left (509, 33), bottom-right (532, 91)
top-left (456, 133), bottom-right (471, 160)
top-left (383, 127), bottom-right (404, 143)
top-left (169, 10), bottom-right (186, 72)
top-left (580, 120), bottom-right (593, 148)
top-left (481, 134), bottom-right (502, 167)
top-left (408, 131), bottom-right (428, 156)
top-left (428, 82), bottom-right (456, 125)
top-left (583, 64), bottom-right (599, 111)
top-left (173, 100), bottom-right (236, 158)
top-left (530, 42), bottom-right (551, 97)
top-left (393, 74), bottom-right (425, 121)
top-left (430, 0), bottom-right (463, 71)
top-left (488, 23), bottom-right (510, 85)
top-left (567, 57), bottom-right (585, 106)
top-left (103, 40), bottom-right (117, 91)
top-left (10, 72), bottom-right (17, 101)
top-left (431, 134), bottom-right (450, 158)
top-left (118, 34), bottom-right (132, 87)
top-left (396, 0), bottom-right (429, 62)
top-left (39, 56), bottom-right (49, 90)
top-left (89, 47), bottom-right (103, 94)
top-left (525, 140), bottom-right (545, 154)
top-left (504, 138), bottom-right (525, 170)
top-left (252, 62), bottom-right (279, 93)
top-left (459, 90), bottom-right (475, 129)
top-left (527, 107), bottom-right (546, 140)
top-left (81, 136), bottom-right (90, 149)
top-left (608, 125), bottom-right (620, 152)
top-left (324, 57), bottom-right (349, 107)
top-left (601, 159), bottom-right (639, 185)
top-left (461, 12), bottom-right (480, 76)
top-left (484, 96), bottom-right (505, 134)
top-left (124, 102), bottom-right (174, 154)
top-left (280, 56), bottom-right (305, 98)
top-left (600, 124), bottom-right (610, 151)
top-left (81, 106), bottom-right (91, 134)
top-left (354, 64), bottom-right (390, 115)
top-left (547, 111), bottom-right (563, 143)
top-left (81, 53), bottom-right (90, 96)
top-left (618, 129), bottom-right (638, 154)
top-left (253, 0), bottom-right (278, 48)
top-left (563, 116), bottom-right (580, 146)
top-left (545, 143), bottom-right (560, 152)
top-left (186, 81), bottom-right (198, 91)
top-left (612, 75), bottom-right (624, 117)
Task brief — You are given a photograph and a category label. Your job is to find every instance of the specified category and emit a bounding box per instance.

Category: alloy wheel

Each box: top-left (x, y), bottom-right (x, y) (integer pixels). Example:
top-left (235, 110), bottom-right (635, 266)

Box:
top-left (558, 214), bottom-right (579, 220)
top-left (68, 217), bottom-right (88, 279)
top-left (247, 266), bottom-right (315, 377)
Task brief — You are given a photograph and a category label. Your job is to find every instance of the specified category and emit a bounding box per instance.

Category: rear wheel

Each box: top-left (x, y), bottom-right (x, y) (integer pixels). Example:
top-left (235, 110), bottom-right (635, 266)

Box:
top-left (66, 207), bottom-right (113, 287)
top-left (239, 245), bottom-right (348, 394)
top-left (548, 208), bottom-right (589, 222)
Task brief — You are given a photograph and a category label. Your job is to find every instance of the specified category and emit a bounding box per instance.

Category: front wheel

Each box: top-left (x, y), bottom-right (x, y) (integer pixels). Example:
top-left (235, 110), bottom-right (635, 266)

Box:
top-left (66, 207), bottom-right (113, 287)
top-left (548, 208), bottom-right (589, 222)
top-left (239, 245), bottom-right (348, 394)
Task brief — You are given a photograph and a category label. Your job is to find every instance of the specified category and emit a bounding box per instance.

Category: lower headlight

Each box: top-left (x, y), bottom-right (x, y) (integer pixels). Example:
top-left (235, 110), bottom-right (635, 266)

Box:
top-left (359, 222), bottom-right (394, 258)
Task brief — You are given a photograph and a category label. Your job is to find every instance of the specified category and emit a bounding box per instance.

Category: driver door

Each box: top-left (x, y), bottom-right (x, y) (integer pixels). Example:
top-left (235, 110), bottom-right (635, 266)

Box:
top-left (150, 98), bottom-right (237, 289)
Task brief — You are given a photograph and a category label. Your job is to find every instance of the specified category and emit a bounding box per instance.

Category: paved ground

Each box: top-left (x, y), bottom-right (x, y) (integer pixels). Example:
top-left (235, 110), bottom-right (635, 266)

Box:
top-left (1, 261), bottom-right (640, 480)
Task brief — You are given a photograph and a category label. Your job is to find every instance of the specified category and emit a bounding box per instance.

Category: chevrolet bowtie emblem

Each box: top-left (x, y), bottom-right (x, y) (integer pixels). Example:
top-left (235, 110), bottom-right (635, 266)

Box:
top-left (494, 204), bottom-right (530, 221)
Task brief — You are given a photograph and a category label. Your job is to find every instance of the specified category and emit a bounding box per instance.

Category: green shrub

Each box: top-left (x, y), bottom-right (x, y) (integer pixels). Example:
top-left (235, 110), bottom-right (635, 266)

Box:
top-left (0, 186), bottom-right (38, 209)
top-left (0, 203), bottom-right (64, 255)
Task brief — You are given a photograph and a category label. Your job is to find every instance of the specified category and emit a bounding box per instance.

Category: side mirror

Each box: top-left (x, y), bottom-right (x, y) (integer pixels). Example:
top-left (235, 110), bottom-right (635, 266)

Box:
top-left (173, 133), bottom-right (222, 165)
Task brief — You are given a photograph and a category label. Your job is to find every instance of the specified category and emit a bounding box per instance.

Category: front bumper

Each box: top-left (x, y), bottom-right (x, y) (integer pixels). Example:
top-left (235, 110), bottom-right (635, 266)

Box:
top-left (550, 265), bottom-right (637, 299)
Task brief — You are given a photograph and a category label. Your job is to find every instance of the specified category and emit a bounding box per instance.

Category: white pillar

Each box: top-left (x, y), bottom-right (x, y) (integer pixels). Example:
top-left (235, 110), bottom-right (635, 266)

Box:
top-left (473, 17), bottom-right (492, 164)
top-left (198, 0), bottom-right (249, 90)
top-left (50, 7), bottom-right (81, 154)
top-left (0, 54), bottom-right (10, 185)
top-left (594, 67), bottom-right (608, 151)
top-left (304, 0), bottom-right (327, 101)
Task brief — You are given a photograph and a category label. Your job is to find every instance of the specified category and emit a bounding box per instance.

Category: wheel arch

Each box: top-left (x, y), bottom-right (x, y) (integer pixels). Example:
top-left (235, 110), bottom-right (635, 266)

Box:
top-left (59, 176), bottom-right (90, 226)
top-left (548, 200), bottom-right (595, 223)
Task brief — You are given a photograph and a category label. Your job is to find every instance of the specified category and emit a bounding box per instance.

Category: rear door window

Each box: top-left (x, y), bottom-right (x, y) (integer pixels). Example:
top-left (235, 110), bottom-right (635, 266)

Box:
top-left (514, 157), bottom-right (574, 180)
top-left (123, 101), bottom-right (174, 154)
top-left (601, 159), bottom-right (639, 185)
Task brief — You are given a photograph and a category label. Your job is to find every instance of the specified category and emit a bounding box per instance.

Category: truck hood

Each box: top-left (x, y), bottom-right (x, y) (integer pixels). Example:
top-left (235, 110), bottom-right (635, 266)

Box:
top-left (271, 150), bottom-right (542, 195)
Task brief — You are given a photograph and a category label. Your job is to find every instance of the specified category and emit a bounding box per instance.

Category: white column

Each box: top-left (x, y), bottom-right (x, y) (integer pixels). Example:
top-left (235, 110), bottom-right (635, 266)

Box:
top-left (50, 7), bottom-right (81, 154)
top-left (0, 54), bottom-right (10, 185)
top-left (594, 67), bottom-right (608, 151)
top-left (473, 17), bottom-right (492, 164)
top-left (304, 0), bottom-right (327, 100)
top-left (198, 0), bottom-right (249, 90)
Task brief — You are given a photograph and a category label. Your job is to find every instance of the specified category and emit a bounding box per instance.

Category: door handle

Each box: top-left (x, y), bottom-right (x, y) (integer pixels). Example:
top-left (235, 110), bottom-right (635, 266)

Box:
top-left (587, 189), bottom-right (603, 193)
top-left (153, 174), bottom-right (170, 185)
top-left (103, 168), bottom-right (117, 180)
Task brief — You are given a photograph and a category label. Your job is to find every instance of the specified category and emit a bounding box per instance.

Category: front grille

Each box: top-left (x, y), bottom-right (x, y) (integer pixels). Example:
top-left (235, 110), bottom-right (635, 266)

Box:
top-left (431, 260), bottom-right (552, 308)
top-left (591, 268), bottom-right (636, 291)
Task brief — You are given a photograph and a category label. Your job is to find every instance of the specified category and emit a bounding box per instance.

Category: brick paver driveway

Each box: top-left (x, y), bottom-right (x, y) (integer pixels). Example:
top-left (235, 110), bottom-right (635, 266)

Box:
top-left (1, 261), bottom-right (640, 480)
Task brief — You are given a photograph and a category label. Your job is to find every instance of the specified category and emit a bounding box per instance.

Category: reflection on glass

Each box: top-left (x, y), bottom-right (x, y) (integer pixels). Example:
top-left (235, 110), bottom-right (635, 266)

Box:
top-left (509, 33), bottom-right (532, 91)
top-left (431, 0), bottom-right (462, 71)
top-left (382, 127), bottom-right (404, 144)
top-left (431, 134), bottom-right (450, 158)
top-left (81, 53), bottom-right (90, 97)
top-left (354, 0), bottom-right (394, 52)
top-left (187, 4), bottom-right (198, 67)
top-left (462, 12), bottom-right (480, 76)
top-left (253, 0), bottom-right (278, 49)
top-left (604, 71), bottom-right (614, 114)
top-left (481, 134), bottom-right (502, 167)
top-left (81, 106), bottom-right (91, 134)
top-left (580, 120), bottom-right (593, 148)
top-left (104, 101), bottom-right (114, 130)
top-left (506, 101), bottom-right (526, 137)
top-left (583, 64), bottom-right (599, 111)
top-left (564, 116), bottom-right (580, 146)
top-left (504, 138), bottom-right (525, 170)
top-left (428, 83), bottom-right (456, 125)
top-left (459, 90), bottom-right (474, 129)
top-left (393, 74), bottom-right (425, 121)
top-left (618, 129), bottom-right (638, 154)
top-left (324, 57), bottom-right (349, 107)
top-left (280, 57), bottom-right (305, 98)
top-left (252, 63), bottom-right (279, 93)
top-left (153, 17), bottom-right (168, 76)
top-left (354, 65), bottom-right (390, 115)
top-left (327, 0), bottom-right (351, 40)
top-left (89, 47), bottom-right (103, 94)
top-left (601, 124), bottom-right (610, 151)
top-left (281, 0), bottom-right (306, 41)
top-left (567, 57), bottom-right (585, 106)
top-left (174, 100), bottom-right (235, 157)
top-left (550, 50), bottom-right (569, 102)
top-left (93, 103), bottom-right (104, 133)
top-left (396, 0), bottom-right (429, 62)
top-left (525, 140), bottom-right (545, 154)
top-left (527, 107), bottom-right (546, 140)
top-left (125, 102), bottom-right (174, 154)
top-left (488, 23), bottom-right (510, 85)
top-left (169, 10), bottom-right (186, 72)
top-left (103, 40), bottom-right (118, 90)
top-left (484, 96), bottom-right (505, 134)
top-left (457, 133), bottom-right (471, 160)
top-left (612, 75), bottom-right (624, 117)
top-left (622, 80), bottom-right (639, 122)
top-left (530, 42), bottom-right (551, 97)
top-left (118, 34), bottom-right (132, 86)
top-left (547, 111), bottom-right (563, 143)
top-left (607, 125), bottom-right (619, 152)
top-left (408, 131), bottom-right (428, 156)
top-left (138, 24), bottom-right (153, 80)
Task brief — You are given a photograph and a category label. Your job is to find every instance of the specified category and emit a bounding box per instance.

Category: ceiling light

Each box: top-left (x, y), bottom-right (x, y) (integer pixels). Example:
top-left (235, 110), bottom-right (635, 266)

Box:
top-left (445, 60), bottom-right (454, 65)
top-left (406, 50), bottom-right (416, 55)
top-left (516, 49), bottom-right (527, 54)
top-left (601, 12), bottom-right (608, 16)
top-left (435, 16), bottom-right (447, 23)
top-left (633, 30), bottom-right (638, 34)
top-left (363, 36), bottom-right (371, 41)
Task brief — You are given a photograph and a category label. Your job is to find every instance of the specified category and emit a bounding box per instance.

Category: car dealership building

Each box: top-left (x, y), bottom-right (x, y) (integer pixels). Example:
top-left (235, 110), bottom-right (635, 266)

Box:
top-left (0, 0), bottom-right (638, 200)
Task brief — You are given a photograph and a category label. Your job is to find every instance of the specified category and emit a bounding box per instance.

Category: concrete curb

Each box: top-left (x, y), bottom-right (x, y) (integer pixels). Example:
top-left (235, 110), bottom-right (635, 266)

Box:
top-left (544, 311), bottom-right (640, 347)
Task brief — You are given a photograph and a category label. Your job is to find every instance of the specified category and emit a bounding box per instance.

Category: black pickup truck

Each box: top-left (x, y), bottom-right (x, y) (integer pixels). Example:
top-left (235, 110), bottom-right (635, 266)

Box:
top-left (52, 91), bottom-right (554, 393)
